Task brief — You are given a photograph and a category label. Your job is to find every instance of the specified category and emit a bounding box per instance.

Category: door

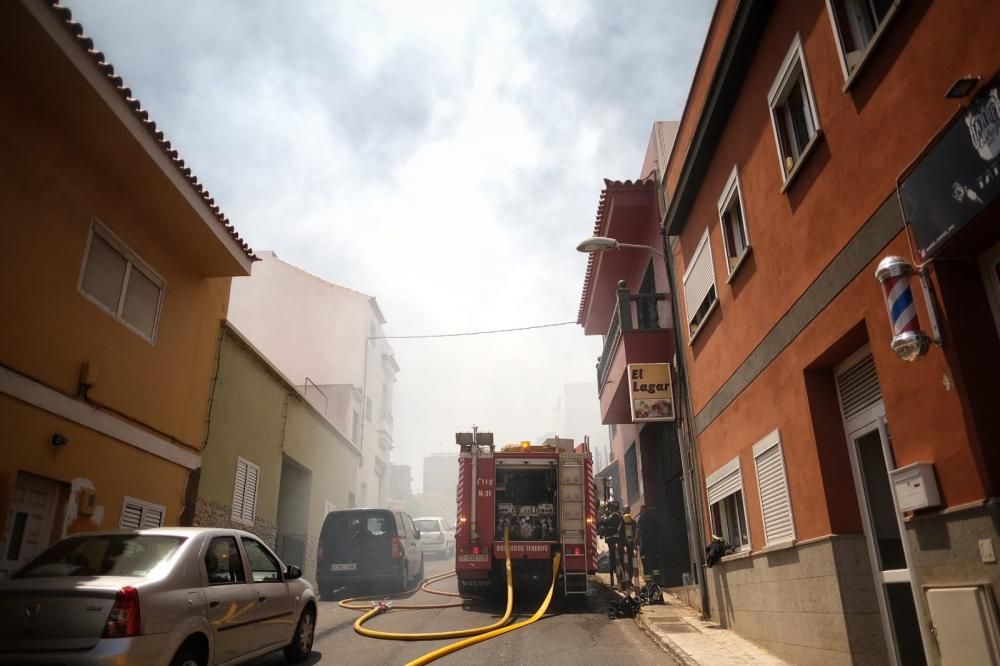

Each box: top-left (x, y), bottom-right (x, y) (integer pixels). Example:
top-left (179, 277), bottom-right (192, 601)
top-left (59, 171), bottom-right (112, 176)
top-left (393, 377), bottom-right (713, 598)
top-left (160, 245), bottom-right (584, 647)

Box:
top-left (836, 350), bottom-right (929, 665)
top-left (202, 536), bottom-right (257, 664)
top-left (241, 537), bottom-right (295, 650)
top-left (979, 240), bottom-right (1000, 340)
top-left (401, 513), bottom-right (421, 577)
top-left (0, 473), bottom-right (61, 578)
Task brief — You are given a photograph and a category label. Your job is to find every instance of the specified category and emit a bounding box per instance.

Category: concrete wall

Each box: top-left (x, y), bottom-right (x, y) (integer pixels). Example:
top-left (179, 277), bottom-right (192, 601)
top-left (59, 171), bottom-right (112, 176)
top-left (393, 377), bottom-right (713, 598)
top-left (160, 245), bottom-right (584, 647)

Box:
top-left (196, 324), bottom-right (361, 583)
top-left (707, 535), bottom-right (888, 665)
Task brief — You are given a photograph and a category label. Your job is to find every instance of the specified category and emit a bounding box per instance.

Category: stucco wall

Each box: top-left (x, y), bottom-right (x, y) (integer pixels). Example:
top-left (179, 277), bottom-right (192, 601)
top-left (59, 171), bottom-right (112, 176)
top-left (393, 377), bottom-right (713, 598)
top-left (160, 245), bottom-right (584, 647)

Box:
top-left (197, 326), bottom-right (361, 583)
top-left (707, 535), bottom-right (888, 665)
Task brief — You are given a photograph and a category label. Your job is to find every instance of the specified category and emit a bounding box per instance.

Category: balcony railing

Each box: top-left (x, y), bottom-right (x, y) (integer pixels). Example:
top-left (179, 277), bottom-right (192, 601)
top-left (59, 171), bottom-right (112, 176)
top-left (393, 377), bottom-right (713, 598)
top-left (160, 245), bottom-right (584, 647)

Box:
top-left (596, 280), bottom-right (667, 389)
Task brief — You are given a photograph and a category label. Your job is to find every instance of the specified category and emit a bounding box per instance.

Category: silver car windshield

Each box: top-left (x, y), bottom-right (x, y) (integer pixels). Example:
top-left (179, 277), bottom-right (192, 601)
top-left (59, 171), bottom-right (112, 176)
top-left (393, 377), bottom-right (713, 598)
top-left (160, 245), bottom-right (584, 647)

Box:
top-left (14, 535), bottom-right (185, 578)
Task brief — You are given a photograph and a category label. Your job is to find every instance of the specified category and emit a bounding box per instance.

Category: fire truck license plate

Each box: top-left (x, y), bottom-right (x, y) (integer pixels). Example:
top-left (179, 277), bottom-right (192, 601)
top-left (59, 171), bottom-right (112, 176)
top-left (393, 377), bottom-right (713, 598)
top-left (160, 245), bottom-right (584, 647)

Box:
top-left (457, 554), bottom-right (488, 562)
top-left (332, 563), bottom-right (357, 571)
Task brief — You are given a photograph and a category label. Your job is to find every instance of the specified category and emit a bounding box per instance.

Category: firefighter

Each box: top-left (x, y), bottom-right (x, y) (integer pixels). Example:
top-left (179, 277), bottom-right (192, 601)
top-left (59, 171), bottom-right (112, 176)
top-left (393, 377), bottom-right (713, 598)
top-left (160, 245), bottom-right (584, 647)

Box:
top-left (621, 508), bottom-right (636, 592)
top-left (598, 499), bottom-right (624, 588)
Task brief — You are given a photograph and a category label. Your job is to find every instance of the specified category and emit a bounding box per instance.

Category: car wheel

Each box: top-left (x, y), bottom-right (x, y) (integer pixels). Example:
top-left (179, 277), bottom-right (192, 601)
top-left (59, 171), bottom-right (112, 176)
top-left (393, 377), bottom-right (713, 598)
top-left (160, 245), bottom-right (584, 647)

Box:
top-left (171, 640), bottom-right (207, 666)
top-left (283, 606), bottom-right (316, 663)
top-left (398, 564), bottom-right (409, 592)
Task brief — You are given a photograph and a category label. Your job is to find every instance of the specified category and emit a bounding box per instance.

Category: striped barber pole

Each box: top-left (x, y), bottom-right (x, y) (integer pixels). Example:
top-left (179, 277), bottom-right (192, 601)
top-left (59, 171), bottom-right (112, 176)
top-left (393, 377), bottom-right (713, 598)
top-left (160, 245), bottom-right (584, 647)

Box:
top-left (882, 272), bottom-right (919, 337)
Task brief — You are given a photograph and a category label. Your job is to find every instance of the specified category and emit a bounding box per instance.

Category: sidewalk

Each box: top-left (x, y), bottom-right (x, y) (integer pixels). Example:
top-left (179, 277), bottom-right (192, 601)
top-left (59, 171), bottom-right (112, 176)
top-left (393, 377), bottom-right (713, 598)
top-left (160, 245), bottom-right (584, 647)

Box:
top-left (595, 574), bottom-right (787, 665)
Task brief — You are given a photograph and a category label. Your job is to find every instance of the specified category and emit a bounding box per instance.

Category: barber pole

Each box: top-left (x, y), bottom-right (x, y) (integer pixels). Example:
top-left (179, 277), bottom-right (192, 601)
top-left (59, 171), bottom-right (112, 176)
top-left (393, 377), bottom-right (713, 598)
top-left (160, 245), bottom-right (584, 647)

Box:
top-left (875, 256), bottom-right (930, 361)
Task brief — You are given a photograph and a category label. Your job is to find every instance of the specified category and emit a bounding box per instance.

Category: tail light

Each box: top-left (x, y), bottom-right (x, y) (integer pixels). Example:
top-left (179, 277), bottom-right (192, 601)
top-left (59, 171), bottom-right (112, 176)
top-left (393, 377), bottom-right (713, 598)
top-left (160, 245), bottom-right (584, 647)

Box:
top-left (103, 586), bottom-right (140, 638)
top-left (471, 545), bottom-right (481, 555)
top-left (573, 546), bottom-right (583, 556)
top-left (391, 537), bottom-right (402, 559)
top-left (317, 542), bottom-right (325, 562)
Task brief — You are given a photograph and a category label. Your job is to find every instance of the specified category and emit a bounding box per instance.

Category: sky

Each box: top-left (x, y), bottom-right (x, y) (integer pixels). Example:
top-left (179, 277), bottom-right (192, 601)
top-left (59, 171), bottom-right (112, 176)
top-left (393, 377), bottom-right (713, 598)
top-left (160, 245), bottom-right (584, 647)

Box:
top-left (64, 0), bottom-right (714, 490)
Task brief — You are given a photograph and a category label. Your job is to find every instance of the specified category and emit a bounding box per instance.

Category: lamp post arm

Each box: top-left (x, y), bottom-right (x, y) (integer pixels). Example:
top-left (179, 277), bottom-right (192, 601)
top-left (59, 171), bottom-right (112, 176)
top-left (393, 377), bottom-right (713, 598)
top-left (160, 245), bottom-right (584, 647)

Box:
top-left (617, 242), bottom-right (665, 257)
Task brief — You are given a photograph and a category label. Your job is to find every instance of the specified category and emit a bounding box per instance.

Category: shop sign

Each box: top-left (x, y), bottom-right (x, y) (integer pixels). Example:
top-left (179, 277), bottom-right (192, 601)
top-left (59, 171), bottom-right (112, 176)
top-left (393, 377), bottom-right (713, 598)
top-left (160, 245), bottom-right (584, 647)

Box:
top-left (628, 363), bottom-right (675, 422)
top-left (901, 77), bottom-right (1000, 258)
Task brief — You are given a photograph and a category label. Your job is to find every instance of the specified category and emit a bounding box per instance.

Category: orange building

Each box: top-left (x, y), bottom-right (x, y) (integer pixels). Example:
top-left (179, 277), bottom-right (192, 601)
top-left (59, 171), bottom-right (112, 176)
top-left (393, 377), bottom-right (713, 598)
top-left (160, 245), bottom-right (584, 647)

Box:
top-left (663, 1), bottom-right (1000, 663)
top-left (0, 1), bottom-right (253, 576)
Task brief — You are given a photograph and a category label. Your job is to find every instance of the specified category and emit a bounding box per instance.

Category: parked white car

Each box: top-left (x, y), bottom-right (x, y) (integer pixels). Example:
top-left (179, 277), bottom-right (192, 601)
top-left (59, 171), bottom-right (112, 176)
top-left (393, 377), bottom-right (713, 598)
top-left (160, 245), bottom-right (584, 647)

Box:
top-left (413, 517), bottom-right (455, 559)
top-left (0, 527), bottom-right (316, 665)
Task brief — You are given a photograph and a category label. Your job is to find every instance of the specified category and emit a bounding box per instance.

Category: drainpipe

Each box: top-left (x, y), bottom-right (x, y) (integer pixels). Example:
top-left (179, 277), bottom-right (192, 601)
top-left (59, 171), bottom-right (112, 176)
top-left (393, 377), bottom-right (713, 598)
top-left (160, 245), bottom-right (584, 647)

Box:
top-left (661, 224), bottom-right (710, 620)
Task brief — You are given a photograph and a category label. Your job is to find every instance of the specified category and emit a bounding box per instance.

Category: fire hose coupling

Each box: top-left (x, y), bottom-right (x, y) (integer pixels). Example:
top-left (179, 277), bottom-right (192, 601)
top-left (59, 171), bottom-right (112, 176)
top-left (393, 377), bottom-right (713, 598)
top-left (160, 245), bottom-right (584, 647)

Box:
top-left (372, 600), bottom-right (393, 612)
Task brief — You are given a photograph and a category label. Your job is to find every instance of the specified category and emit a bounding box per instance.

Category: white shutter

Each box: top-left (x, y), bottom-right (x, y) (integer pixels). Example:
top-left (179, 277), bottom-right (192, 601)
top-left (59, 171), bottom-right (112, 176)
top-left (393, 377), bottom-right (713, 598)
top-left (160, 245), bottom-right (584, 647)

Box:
top-left (753, 431), bottom-right (794, 545)
top-left (81, 232), bottom-right (127, 313)
top-left (706, 457), bottom-right (742, 505)
top-left (122, 267), bottom-right (161, 339)
top-left (682, 229), bottom-right (717, 325)
top-left (232, 458), bottom-right (259, 525)
top-left (120, 496), bottom-right (166, 529)
top-left (835, 353), bottom-right (882, 422)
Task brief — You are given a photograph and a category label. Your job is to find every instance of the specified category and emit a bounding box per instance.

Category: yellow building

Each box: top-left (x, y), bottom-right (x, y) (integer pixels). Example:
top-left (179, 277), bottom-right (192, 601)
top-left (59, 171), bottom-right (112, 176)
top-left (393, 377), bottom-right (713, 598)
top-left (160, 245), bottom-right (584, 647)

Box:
top-left (0, 0), bottom-right (254, 576)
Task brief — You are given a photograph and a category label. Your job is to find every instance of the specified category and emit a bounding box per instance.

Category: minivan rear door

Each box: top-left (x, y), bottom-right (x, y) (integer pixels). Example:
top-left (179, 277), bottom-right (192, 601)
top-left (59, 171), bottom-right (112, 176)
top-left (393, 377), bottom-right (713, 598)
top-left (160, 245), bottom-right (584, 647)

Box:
top-left (324, 511), bottom-right (396, 577)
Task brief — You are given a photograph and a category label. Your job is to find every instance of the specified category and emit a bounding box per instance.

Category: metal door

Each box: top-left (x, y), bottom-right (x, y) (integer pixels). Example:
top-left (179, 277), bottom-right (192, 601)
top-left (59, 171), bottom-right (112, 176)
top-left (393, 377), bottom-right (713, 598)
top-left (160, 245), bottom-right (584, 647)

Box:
top-left (0, 474), bottom-right (60, 578)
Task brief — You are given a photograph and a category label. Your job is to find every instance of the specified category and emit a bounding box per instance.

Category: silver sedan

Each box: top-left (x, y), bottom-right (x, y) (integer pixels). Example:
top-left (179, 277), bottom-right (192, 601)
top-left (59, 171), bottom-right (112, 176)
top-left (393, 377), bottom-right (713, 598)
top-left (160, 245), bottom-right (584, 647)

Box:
top-left (0, 527), bottom-right (316, 665)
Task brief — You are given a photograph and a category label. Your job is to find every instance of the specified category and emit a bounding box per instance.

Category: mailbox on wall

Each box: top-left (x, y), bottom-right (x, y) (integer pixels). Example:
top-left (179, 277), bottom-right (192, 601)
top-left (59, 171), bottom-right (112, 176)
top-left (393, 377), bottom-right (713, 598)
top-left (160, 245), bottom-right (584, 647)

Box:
top-left (889, 462), bottom-right (941, 512)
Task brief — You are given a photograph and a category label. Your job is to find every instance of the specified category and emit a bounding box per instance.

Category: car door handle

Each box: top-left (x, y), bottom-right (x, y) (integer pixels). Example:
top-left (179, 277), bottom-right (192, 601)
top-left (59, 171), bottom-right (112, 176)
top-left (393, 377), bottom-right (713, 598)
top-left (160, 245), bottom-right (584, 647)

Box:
top-left (258, 595), bottom-right (267, 602)
top-left (209, 600), bottom-right (220, 608)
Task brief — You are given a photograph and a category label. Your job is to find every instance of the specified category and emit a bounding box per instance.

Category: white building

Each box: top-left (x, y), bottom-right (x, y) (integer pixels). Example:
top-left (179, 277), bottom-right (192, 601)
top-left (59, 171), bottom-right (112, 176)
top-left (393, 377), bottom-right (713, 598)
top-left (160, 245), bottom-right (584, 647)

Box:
top-left (553, 382), bottom-right (610, 465)
top-left (228, 251), bottom-right (398, 507)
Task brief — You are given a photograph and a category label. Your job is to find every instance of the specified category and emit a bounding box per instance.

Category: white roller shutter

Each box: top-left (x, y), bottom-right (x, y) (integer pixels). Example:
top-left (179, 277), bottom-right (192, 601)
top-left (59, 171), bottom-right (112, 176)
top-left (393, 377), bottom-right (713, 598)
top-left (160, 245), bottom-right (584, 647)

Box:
top-left (232, 457), bottom-right (259, 525)
top-left (682, 229), bottom-right (717, 326)
top-left (706, 457), bottom-right (742, 505)
top-left (81, 232), bottom-right (127, 313)
top-left (835, 353), bottom-right (882, 422)
top-left (753, 431), bottom-right (795, 545)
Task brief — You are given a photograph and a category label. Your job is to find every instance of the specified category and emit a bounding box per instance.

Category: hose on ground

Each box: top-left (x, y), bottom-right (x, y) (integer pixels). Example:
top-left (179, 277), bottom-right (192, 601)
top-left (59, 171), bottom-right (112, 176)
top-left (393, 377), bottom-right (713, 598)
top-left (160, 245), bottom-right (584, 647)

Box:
top-left (405, 553), bottom-right (562, 666)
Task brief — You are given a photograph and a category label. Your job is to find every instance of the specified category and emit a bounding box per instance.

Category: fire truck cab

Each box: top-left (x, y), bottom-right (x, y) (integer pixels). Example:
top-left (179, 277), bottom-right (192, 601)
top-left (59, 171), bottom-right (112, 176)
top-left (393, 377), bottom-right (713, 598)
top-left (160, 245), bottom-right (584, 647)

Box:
top-left (454, 431), bottom-right (597, 598)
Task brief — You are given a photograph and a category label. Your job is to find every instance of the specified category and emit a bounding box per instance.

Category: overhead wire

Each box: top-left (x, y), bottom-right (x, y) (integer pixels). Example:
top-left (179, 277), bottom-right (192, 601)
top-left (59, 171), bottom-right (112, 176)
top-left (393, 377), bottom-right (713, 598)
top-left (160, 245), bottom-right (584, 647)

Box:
top-left (371, 321), bottom-right (576, 340)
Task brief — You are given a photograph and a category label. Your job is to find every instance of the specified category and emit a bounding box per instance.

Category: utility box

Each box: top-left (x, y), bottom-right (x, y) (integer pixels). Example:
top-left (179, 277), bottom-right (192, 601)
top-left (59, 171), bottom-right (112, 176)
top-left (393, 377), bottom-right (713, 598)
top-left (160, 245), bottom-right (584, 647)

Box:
top-left (889, 462), bottom-right (940, 512)
top-left (925, 585), bottom-right (1000, 665)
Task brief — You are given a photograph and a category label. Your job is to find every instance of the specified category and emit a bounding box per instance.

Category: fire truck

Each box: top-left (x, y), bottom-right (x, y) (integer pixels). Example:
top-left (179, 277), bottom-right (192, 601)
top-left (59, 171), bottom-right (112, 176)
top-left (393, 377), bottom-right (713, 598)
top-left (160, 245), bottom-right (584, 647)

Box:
top-left (454, 430), bottom-right (598, 598)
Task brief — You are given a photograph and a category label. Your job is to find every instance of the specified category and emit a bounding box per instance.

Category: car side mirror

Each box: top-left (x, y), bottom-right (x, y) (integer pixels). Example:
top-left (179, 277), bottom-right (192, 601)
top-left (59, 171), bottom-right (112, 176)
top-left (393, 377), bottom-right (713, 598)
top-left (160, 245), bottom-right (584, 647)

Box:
top-left (286, 564), bottom-right (302, 580)
top-left (414, 530), bottom-right (421, 540)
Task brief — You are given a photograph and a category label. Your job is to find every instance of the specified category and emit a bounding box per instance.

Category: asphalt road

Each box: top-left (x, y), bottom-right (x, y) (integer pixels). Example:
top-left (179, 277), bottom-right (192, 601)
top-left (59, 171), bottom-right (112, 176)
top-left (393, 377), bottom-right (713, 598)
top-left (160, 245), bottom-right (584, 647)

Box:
top-left (253, 556), bottom-right (675, 665)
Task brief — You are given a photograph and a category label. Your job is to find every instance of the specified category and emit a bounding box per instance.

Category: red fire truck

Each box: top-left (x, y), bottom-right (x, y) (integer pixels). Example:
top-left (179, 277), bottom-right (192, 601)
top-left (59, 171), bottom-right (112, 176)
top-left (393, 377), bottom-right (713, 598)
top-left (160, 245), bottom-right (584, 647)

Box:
top-left (454, 430), bottom-right (598, 598)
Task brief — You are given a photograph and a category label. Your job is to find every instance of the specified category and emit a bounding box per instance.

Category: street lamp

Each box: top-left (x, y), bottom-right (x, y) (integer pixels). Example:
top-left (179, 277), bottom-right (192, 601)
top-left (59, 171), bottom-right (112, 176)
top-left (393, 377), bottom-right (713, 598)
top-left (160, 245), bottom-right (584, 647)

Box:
top-left (576, 236), bottom-right (664, 257)
top-left (577, 233), bottom-right (709, 617)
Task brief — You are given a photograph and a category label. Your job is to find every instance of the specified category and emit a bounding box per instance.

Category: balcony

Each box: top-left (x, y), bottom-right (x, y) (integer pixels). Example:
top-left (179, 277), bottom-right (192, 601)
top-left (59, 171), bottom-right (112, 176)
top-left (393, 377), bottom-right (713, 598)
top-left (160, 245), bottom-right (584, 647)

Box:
top-left (596, 281), bottom-right (674, 425)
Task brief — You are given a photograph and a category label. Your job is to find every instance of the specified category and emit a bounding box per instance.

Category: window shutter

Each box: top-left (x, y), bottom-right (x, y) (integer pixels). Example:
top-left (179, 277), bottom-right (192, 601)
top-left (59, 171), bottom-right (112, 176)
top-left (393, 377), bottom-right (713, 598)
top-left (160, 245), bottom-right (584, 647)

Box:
top-left (120, 497), bottom-right (165, 529)
top-left (122, 267), bottom-right (161, 339)
top-left (836, 353), bottom-right (882, 422)
top-left (754, 434), bottom-right (794, 545)
top-left (120, 501), bottom-right (144, 529)
top-left (232, 458), bottom-right (259, 524)
top-left (82, 233), bottom-right (127, 313)
top-left (706, 458), bottom-right (742, 505)
top-left (682, 230), bottom-right (716, 325)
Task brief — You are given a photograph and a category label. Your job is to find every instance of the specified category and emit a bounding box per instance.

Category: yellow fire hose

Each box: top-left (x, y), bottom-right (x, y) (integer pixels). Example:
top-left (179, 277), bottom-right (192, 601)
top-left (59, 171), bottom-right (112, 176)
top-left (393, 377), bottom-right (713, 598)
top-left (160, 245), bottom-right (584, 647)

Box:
top-left (339, 527), bottom-right (562, 665)
top-left (339, 528), bottom-right (514, 639)
top-left (406, 553), bottom-right (561, 666)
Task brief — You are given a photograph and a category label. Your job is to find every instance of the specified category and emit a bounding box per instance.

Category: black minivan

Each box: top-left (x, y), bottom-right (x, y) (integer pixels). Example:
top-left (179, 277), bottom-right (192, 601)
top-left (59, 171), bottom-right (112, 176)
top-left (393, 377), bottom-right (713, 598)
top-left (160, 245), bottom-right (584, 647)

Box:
top-left (316, 508), bottom-right (424, 598)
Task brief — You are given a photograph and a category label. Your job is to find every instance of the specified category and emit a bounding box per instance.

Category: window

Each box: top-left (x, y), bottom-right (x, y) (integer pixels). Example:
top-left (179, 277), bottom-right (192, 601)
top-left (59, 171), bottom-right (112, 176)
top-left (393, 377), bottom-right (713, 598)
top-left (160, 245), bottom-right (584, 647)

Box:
top-left (753, 430), bottom-right (795, 545)
top-left (241, 538), bottom-right (282, 582)
top-left (636, 261), bottom-right (659, 329)
top-left (369, 323), bottom-right (377, 342)
top-left (827, 0), bottom-right (898, 79)
top-left (119, 496), bottom-right (165, 529)
top-left (205, 536), bottom-right (246, 585)
top-left (624, 443), bottom-right (641, 506)
top-left (353, 410), bottom-right (363, 441)
top-left (78, 223), bottom-right (164, 342)
top-left (348, 492), bottom-right (356, 508)
top-left (365, 397), bottom-right (373, 422)
top-left (682, 229), bottom-right (718, 340)
top-left (231, 457), bottom-right (260, 525)
top-left (706, 457), bottom-right (750, 552)
top-left (16, 534), bottom-right (184, 579)
top-left (768, 34), bottom-right (821, 184)
top-left (718, 166), bottom-right (751, 276)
